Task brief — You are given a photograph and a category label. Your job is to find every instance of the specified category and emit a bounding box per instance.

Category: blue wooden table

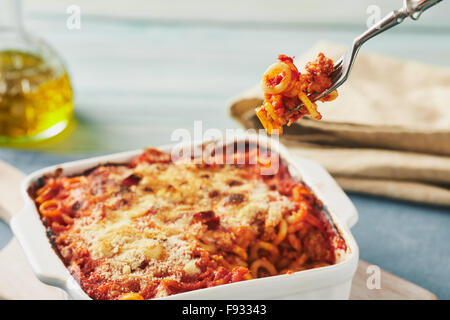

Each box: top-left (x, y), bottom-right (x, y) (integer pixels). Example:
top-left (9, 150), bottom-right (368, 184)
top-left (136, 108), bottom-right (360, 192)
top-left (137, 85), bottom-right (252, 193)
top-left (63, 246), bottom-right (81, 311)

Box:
top-left (0, 10), bottom-right (449, 299)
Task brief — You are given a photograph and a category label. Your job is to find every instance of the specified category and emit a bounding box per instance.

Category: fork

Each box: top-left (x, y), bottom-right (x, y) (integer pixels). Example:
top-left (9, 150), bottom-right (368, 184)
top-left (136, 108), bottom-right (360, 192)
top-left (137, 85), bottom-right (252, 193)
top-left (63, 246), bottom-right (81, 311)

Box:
top-left (289, 0), bottom-right (442, 114)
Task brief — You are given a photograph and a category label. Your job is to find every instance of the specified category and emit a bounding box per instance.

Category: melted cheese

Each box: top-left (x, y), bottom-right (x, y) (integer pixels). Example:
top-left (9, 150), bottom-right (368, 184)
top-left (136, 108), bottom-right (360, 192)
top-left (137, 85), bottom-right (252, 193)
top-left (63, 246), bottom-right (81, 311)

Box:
top-left (53, 158), bottom-right (296, 297)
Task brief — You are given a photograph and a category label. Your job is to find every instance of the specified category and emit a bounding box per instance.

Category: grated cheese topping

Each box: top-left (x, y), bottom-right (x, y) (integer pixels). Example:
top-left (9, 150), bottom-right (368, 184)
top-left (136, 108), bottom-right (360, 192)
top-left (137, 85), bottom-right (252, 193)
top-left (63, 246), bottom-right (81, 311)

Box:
top-left (55, 159), bottom-right (295, 298)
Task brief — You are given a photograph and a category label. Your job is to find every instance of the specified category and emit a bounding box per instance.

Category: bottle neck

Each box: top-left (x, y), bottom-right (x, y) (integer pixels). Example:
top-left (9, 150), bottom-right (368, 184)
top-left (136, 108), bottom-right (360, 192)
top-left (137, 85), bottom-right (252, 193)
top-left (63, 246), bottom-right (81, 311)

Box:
top-left (0, 0), bottom-right (23, 31)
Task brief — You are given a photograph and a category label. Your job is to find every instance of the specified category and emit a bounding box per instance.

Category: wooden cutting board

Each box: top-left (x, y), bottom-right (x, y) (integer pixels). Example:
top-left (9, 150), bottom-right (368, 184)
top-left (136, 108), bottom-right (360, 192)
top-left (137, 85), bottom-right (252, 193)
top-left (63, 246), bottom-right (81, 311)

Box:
top-left (0, 160), bottom-right (437, 300)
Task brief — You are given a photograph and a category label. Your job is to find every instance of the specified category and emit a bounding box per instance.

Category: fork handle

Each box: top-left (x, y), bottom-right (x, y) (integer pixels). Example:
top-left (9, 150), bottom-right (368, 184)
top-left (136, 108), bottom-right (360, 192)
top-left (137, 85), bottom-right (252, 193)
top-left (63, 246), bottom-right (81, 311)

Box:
top-left (324, 0), bottom-right (442, 98)
top-left (406, 0), bottom-right (443, 20)
top-left (316, 8), bottom-right (409, 100)
top-left (356, 0), bottom-right (441, 48)
top-left (356, 10), bottom-right (407, 47)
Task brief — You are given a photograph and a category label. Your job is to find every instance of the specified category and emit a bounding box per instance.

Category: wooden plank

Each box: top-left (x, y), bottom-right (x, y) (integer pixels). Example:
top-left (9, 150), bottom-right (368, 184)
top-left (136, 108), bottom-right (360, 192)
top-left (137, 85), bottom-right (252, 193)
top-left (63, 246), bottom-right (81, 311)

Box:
top-left (350, 260), bottom-right (437, 300)
top-left (0, 160), bottom-right (437, 300)
top-left (0, 239), bottom-right (63, 300)
top-left (0, 161), bottom-right (62, 300)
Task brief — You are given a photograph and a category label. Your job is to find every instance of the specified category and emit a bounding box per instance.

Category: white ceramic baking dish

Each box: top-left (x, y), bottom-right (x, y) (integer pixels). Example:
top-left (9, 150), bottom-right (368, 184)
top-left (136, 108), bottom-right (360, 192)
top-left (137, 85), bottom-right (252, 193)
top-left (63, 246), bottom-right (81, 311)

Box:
top-left (11, 133), bottom-right (359, 300)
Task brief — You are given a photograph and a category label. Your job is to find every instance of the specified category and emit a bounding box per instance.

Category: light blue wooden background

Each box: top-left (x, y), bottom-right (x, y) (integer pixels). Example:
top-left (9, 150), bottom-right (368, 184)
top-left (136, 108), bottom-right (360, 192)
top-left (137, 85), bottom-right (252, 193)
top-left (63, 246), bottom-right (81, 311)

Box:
top-left (0, 2), bottom-right (449, 299)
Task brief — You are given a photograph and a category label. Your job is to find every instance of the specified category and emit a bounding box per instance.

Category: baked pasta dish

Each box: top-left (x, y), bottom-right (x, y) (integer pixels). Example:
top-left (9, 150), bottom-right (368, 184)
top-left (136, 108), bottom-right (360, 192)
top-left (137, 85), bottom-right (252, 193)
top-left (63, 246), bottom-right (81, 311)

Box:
top-left (256, 53), bottom-right (338, 134)
top-left (30, 144), bottom-right (345, 300)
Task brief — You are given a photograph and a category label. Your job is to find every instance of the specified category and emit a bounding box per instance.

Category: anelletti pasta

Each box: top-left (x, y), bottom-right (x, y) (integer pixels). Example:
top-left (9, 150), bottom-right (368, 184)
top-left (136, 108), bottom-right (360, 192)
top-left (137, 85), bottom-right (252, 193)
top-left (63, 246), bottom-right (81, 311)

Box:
top-left (257, 53), bottom-right (338, 134)
top-left (30, 145), bottom-right (345, 300)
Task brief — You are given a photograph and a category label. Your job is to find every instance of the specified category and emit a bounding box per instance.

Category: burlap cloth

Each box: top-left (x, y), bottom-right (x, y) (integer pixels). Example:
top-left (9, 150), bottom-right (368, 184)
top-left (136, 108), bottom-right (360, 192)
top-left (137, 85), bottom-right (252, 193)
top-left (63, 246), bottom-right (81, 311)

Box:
top-left (229, 42), bottom-right (450, 206)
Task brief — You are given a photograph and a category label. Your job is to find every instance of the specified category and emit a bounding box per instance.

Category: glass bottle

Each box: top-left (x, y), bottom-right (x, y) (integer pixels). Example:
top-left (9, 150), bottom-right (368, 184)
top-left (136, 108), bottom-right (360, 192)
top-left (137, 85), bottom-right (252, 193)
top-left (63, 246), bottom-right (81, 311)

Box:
top-left (0, 0), bottom-right (73, 145)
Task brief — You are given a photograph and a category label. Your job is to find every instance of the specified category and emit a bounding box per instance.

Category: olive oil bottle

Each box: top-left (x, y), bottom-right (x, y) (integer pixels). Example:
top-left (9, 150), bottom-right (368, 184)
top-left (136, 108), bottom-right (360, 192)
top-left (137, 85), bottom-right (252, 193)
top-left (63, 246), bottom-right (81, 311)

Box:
top-left (0, 0), bottom-right (73, 145)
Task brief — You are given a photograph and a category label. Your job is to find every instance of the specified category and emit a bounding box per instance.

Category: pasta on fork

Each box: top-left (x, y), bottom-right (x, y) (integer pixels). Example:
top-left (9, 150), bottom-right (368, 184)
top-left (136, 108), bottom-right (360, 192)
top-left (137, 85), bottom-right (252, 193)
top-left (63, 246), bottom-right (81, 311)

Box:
top-left (256, 53), bottom-right (338, 134)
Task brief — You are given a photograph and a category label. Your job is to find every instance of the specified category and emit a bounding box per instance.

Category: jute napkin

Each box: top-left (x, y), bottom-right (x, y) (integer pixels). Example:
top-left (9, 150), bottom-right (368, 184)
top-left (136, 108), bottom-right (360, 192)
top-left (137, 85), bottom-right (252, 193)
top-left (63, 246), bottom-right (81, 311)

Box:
top-left (229, 42), bottom-right (450, 206)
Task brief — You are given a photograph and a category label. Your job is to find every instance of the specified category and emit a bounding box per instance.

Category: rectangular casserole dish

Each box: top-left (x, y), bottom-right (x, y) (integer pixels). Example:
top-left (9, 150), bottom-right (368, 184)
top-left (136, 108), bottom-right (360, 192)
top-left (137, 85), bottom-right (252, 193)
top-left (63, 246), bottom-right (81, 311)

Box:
top-left (11, 133), bottom-right (359, 300)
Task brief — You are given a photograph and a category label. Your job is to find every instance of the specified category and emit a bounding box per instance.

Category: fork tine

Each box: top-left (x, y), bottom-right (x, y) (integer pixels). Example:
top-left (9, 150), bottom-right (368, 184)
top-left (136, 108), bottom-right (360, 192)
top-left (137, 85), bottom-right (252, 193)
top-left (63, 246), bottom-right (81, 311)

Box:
top-left (329, 64), bottom-right (343, 81)
top-left (285, 55), bottom-right (345, 116)
top-left (334, 57), bottom-right (343, 69)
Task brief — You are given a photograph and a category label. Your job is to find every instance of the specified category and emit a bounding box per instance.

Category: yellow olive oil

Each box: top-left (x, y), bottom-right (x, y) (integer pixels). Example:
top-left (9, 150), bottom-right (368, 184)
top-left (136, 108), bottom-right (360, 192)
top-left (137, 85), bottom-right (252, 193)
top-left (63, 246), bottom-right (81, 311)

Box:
top-left (0, 50), bottom-right (73, 144)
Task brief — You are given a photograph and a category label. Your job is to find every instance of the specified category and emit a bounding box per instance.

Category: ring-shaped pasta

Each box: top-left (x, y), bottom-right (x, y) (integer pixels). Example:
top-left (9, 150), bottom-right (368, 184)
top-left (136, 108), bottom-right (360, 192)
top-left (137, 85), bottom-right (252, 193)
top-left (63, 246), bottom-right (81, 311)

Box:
top-left (61, 213), bottom-right (74, 225)
top-left (64, 176), bottom-right (87, 188)
top-left (261, 62), bottom-right (292, 95)
top-left (256, 155), bottom-right (272, 168)
top-left (39, 200), bottom-right (62, 218)
top-left (287, 233), bottom-right (302, 252)
top-left (287, 200), bottom-right (310, 224)
top-left (249, 241), bottom-right (279, 262)
top-left (263, 101), bottom-right (285, 126)
top-left (287, 221), bottom-right (305, 233)
top-left (242, 272), bottom-right (253, 280)
top-left (35, 186), bottom-right (55, 203)
top-left (198, 242), bottom-right (216, 252)
top-left (273, 219), bottom-right (288, 245)
top-left (304, 213), bottom-right (322, 229)
top-left (286, 207), bottom-right (307, 224)
top-left (231, 266), bottom-right (252, 281)
top-left (220, 257), bottom-right (234, 270)
top-left (257, 53), bottom-right (337, 135)
top-left (36, 184), bottom-right (50, 196)
top-left (290, 253), bottom-right (309, 269)
top-left (250, 259), bottom-right (278, 277)
top-left (231, 245), bottom-right (248, 261)
top-left (233, 256), bottom-right (248, 268)
top-left (255, 107), bottom-right (271, 132)
top-left (320, 89), bottom-right (338, 102)
top-left (298, 91), bottom-right (322, 120)
top-left (292, 185), bottom-right (310, 202)
top-left (120, 293), bottom-right (144, 300)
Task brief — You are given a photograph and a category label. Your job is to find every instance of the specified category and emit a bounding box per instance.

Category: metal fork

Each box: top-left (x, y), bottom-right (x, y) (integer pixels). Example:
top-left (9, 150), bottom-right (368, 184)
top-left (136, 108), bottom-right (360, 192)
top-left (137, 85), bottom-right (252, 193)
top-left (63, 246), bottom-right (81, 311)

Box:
top-left (290, 0), bottom-right (442, 114)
